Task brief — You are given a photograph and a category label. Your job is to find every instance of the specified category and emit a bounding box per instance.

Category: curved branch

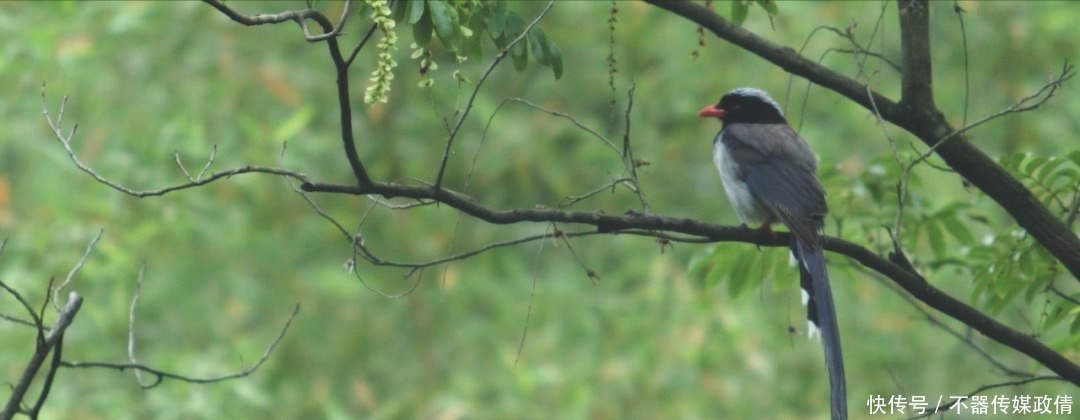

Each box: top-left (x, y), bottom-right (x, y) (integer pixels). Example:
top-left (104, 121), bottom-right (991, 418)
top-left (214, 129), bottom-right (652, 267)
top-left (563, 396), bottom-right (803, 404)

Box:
top-left (201, 0), bottom-right (351, 42)
top-left (62, 304), bottom-right (300, 388)
top-left (201, 0), bottom-right (372, 187)
top-left (644, 0), bottom-right (1080, 281)
top-left (302, 178), bottom-right (1080, 386)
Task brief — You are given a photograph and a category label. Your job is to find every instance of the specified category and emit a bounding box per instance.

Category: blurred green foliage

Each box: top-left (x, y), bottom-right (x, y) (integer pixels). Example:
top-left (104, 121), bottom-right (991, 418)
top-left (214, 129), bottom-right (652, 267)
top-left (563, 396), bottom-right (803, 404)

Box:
top-left (1, 1), bottom-right (1079, 418)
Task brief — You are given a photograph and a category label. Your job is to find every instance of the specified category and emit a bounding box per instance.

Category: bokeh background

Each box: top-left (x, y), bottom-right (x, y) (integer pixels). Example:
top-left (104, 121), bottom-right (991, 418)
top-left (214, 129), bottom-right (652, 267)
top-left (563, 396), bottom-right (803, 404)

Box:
top-left (2, 1), bottom-right (1078, 418)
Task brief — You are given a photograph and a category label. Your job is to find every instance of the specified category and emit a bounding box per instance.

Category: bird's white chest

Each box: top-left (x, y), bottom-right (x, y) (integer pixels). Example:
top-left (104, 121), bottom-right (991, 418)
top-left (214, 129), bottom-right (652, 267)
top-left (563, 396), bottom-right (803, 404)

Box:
top-left (713, 133), bottom-right (770, 225)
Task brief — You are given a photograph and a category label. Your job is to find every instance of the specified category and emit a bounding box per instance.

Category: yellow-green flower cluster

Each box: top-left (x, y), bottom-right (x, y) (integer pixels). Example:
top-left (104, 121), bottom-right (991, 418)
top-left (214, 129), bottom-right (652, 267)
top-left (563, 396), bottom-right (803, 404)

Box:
top-left (363, 0), bottom-right (397, 104)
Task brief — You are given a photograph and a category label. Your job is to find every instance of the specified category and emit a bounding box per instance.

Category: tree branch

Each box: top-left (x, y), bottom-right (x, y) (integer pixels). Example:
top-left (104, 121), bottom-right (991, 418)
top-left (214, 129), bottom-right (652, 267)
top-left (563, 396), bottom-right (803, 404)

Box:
top-left (1, 292), bottom-right (83, 420)
top-left (201, 0), bottom-right (351, 42)
top-left (643, 0), bottom-right (1080, 285)
top-left (301, 177), bottom-right (1080, 385)
top-left (898, 0), bottom-right (934, 110)
top-left (62, 304), bottom-right (300, 388)
top-left (201, 0), bottom-right (373, 187)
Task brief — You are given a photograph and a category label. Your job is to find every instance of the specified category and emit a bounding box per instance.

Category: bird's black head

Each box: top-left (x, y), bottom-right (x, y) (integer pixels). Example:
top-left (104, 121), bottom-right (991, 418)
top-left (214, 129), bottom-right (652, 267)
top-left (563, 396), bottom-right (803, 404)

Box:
top-left (698, 87), bottom-right (786, 125)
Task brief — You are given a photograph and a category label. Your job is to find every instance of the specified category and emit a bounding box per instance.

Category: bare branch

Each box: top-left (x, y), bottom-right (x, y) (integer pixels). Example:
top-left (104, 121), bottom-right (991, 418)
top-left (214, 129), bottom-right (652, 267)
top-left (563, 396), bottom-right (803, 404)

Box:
top-left (514, 223), bottom-right (553, 367)
top-left (62, 304), bottom-right (300, 387)
top-left (0, 279), bottom-right (40, 330)
top-left (345, 23), bottom-right (380, 68)
top-left (1, 292), bottom-right (83, 420)
top-left (822, 26), bottom-right (900, 73)
top-left (128, 264), bottom-right (150, 387)
top-left (910, 62), bottom-right (1075, 166)
top-left (52, 229), bottom-right (102, 311)
top-left (201, 0), bottom-right (351, 42)
top-left (506, 97), bottom-right (620, 154)
top-left (560, 177), bottom-right (637, 207)
top-left (433, 0), bottom-right (556, 191)
top-left (850, 261), bottom-right (1034, 378)
top-left (42, 85), bottom-right (308, 197)
top-left (619, 81), bottom-right (650, 213)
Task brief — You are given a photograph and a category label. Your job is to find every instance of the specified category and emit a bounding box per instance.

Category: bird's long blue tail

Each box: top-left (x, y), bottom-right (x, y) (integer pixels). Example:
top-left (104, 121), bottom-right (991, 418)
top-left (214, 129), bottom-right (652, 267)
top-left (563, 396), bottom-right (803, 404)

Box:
top-left (795, 238), bottom-right (847, 420)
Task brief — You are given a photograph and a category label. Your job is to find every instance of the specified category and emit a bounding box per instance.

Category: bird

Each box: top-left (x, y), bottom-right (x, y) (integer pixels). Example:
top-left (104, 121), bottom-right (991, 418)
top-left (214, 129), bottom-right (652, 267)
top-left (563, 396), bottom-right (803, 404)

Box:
top-left (698, 87), bottom-right (847, 420)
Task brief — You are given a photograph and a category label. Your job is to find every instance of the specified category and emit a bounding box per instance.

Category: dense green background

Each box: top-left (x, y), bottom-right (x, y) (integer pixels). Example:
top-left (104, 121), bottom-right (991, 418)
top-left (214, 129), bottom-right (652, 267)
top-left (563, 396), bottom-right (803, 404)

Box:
top-left (2, 1), bottom-right (1078, 418)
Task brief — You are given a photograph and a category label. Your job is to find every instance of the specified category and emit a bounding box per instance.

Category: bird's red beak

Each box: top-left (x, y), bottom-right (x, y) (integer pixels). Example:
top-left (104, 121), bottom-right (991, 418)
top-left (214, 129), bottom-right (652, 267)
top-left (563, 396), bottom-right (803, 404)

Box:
top-left (697, 105), bottom-right (725, 118)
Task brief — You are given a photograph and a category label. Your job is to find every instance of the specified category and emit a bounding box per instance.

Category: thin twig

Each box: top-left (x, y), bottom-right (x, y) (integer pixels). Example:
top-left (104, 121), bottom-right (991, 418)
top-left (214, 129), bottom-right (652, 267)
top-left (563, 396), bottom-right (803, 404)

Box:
top-left (560, 177), bottom-right (637, 207)
top-left (53, 229), bottom-right (103, 310)
top-left (62, 304), bottom-right (300, 387)
top-left (910, 62), bottom-right (1074, 168)
top-left (433, 0), bottom-right (556, 192)
top-left (906, 375), bottom-right (1063, 419)
top-left (954, 1), bottom-right (970, 128)
top-left (620, 80), bottom-right (649, 213)
top-left (515, 223), bottom-right (552, 367)
top-left (506, 98), bottom-right (620, 155)
top-left (345, 23), bottom-right (379, 68)
top-left (42, 84), bottom-right (309, 196)
top-left (849, 261), bottom-right (1034, 378)
top-left (128, 264), bottom-right (150, 387)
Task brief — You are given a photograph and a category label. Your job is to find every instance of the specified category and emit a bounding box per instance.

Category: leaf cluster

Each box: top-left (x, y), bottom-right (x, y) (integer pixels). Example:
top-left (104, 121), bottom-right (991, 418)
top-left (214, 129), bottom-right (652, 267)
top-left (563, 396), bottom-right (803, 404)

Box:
top-left (376, 0), bottom-right (562, 79)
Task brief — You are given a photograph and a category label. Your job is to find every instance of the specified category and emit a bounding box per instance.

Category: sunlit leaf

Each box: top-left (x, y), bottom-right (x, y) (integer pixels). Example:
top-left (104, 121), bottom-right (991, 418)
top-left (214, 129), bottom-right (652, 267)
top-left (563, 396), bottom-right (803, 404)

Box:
top-left (1023, 156), bottom-right (1049, 174)
top-left (272, 106), bottom-right (315, 143)
top-left (1068, 150), bottom-right (1080, 167)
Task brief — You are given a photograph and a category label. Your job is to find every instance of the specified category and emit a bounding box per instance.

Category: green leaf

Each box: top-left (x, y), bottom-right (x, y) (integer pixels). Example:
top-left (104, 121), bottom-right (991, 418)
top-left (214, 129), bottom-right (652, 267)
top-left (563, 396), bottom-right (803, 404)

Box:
top-left (404, 0), bottom-right (425, 24)
top-left (487, 0), bottom-right (508, 36)
top-left (428, 0), bottom-right (459, 50)
top-left (703, 255), bottom-right (727, 289)
top-left (390, 0), bottom-right (407, 22)
top-left (527, 27), bottom-right (549, 65)
top-left (463, 14), bottom-right (485, 62)
top-left (687, 248), bottom-right (717, 279)
top-left (731, 1), bottom-right (749, 24)
top-left (727, 251), bottom-right (757, 297)
top-left (547, 36), bottom-right (563, 80)
top-left (1005, 153), bottom-right (1029, 171)
top-left (925, 220), bottom-right (946, 259)
top-left (1069, 309), bottom-right (1080, 335)
top-left (944, 215), bottom-right (975, 244)
top-left (1068, 150), bottom-right (1080, 167)
top-left (1023, 156), bottom-right (1049, 174)
top-left (412, 5), bottom-right (433, 45)
top-left (1034, 156), bottom-right (1066, 183)
top-left (503, 11), bottom-right (528, 71)
top-left (1017, 245), bottom-right (1037, 278)
top-left (756, 0), bottom-right (779, 15)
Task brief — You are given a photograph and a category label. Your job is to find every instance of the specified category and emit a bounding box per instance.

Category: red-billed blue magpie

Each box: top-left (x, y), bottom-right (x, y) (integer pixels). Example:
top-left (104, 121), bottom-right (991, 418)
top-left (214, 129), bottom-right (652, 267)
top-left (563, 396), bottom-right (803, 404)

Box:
top-left (699, 87), bottom-right (846, 419)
